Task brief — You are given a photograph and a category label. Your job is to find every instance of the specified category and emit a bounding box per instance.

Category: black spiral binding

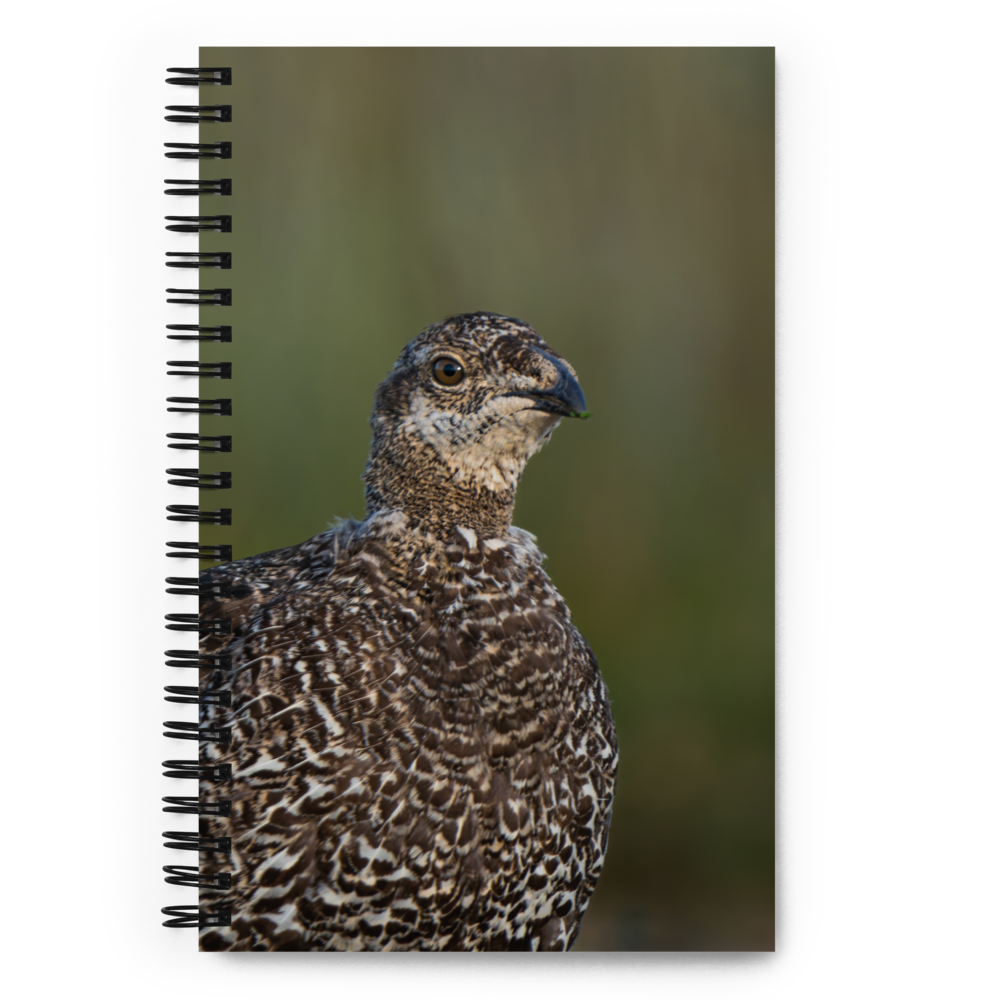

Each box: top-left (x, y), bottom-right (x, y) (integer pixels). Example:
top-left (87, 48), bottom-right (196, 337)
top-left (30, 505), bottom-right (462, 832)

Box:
top-left (163, 66), bottom-right (233, 930)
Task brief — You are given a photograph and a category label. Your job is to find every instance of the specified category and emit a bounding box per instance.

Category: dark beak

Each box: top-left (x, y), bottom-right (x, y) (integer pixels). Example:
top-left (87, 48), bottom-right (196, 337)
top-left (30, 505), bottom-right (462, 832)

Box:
top-left (505, 355), bottom-right (591, 419)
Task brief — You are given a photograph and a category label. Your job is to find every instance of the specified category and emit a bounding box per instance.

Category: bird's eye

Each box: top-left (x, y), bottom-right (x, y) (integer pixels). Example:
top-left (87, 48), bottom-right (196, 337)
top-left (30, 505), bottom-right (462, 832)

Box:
top-left (432, 357), bottom-right (465, 386)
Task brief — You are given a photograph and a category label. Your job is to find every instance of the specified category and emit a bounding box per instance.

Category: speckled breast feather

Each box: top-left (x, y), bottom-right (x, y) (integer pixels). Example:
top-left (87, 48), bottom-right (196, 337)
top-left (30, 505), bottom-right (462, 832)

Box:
top-left (198, 313), bottom-right (618, 951)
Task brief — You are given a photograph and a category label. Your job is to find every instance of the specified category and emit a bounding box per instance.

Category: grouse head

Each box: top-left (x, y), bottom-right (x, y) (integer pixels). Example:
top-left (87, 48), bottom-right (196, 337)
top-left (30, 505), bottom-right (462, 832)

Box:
top-left (363, 312), bottom-right (588, 538)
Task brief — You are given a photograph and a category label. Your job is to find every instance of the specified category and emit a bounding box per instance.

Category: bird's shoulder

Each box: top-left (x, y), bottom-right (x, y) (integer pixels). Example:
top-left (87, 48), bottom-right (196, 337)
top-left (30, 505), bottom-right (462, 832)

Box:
top-left (198, 518), bottom-right (363, 631)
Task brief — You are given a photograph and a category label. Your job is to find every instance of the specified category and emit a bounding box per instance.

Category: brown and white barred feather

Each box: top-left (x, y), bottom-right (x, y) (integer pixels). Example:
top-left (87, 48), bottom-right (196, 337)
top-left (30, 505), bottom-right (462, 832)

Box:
top-left (197, 313), bottom-right (618, 951)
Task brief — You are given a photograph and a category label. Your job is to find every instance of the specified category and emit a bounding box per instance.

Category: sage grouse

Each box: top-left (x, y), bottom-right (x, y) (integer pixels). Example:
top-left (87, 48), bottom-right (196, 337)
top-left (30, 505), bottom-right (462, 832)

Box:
top-left (198, 312), bottom-right (618, 951)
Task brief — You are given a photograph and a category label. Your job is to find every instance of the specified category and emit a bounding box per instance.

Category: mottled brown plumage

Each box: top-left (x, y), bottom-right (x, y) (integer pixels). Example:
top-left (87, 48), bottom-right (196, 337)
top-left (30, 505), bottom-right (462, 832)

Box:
top-left (198, 312), bottom-right (617, 951)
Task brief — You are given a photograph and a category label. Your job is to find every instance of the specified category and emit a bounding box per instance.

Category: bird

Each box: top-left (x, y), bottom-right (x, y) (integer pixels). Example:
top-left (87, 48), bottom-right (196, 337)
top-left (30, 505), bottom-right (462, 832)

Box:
top-left (197, 311), bottom-right (618, 951)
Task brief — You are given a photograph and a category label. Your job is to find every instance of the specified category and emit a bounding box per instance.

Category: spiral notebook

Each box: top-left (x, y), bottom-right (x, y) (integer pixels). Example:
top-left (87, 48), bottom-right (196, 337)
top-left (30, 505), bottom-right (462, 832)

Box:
top-left (162, 50), bottom-right (617, 953)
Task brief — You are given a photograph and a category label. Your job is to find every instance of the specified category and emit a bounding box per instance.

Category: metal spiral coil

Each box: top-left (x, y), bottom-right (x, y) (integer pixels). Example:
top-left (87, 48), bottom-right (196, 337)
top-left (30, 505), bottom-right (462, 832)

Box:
top-left (164, 650), bottom-right (233, 670)
top-left (165, 579), bottom-right (225, 597)
top-left (166, 323), bottom-right (232, 341)
top-left (166, 251), bottom-right (232, 269)
top-left (166, 542), bottom-right (232, 561)
top-left (166, 431), bottom-right (233, 456)
top-left (166, 397), bottom-right (232, 415)
top-left (164, 866), bottom-right (233, 890)
top-left (163, 831), bottom-right (232, 853)
top-left (163, 686), bottom-right (231, 707)
top-left (164, 105), bottom-right (232, 124)
top-left (166, 287), bottom-right (232, 306)
top-left (166, 67), bottom-right (232, 86)
top-left (162, 797), bottom-right (232, 817)
top-left (162, 759), bottom-right (232, 782)
top-left (164, 178), bottom-right (232, 196)
top-left (163, 576), bottom-right (233, 597)
top-left (165, 468), bottom-right (232, 489)
top-left (163, 721), bottom-right (232, 744)
top-left (163, 63), bottom-right (234, 931)
top-left (164, 614), bottom-right (232, 636)
top-left (167, 360), bottom-right (232, 379)
top-left (165, 506), bottom-right (233, 525)
top-left (162, 906), bottom-right (231, 928)
top-left (165, 216), bottom-right (232, 233)
top-left (164, 141), bottom-right (232, 159)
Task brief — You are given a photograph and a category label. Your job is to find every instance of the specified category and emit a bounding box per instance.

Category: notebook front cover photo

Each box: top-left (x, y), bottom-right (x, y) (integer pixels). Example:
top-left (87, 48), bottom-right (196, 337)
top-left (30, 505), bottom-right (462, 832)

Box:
top-left (185, 47), bottom-right (774, 952)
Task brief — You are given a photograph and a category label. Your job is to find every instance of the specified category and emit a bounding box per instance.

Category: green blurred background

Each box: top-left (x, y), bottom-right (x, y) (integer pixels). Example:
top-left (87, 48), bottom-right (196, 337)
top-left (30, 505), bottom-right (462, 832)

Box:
top-left (197, 47), bottom-right (774, 950)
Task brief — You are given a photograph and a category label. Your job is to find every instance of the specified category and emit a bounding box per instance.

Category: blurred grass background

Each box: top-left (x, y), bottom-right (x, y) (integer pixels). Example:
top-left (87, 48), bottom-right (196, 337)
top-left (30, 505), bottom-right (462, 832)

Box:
top-left (198, 47), bottom-right (774, 950)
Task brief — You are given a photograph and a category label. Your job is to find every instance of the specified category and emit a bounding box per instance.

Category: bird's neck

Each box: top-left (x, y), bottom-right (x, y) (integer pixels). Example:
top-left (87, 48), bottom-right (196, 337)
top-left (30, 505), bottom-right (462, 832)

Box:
top-left (362, 432), bottom-right (519, 540)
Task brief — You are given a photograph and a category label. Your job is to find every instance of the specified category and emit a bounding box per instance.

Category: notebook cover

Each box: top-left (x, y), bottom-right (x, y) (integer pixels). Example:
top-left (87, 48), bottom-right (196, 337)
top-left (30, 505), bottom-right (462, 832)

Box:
top-left (164, 46), bottom-right (772, 952)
